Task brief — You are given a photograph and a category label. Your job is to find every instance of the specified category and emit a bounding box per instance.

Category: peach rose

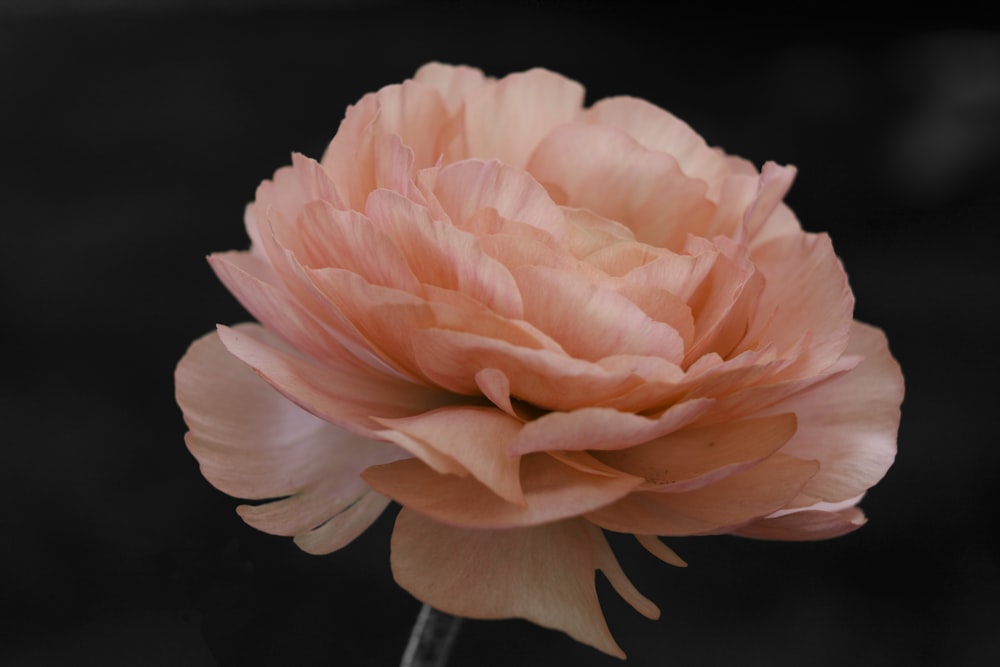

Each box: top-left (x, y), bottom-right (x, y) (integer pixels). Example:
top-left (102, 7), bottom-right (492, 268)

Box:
top-left (175, 63), bottom-right (903, 658)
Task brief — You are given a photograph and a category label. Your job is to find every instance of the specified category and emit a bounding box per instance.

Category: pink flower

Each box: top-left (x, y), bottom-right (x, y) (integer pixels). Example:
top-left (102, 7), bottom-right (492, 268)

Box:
top-left (175, 63), bottom-right (904, 658)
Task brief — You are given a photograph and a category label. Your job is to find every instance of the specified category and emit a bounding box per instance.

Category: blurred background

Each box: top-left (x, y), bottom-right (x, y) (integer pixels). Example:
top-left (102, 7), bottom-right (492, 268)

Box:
top-left (1, 2), bottom-right (998, 665)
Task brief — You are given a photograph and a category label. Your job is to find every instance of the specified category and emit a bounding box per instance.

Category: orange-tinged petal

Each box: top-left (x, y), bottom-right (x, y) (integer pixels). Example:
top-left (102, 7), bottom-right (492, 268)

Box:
top-left (595, 413), bottom-right (798, 491)
top-left (390, 510), bottom-right (654, 658)
top-left (422, 158), bottom-right (569, 242)
top-left (409, 327), bottom-right (648, 409)
top-left (507, 399), bottom-right (714, 456)
top-left (362, 452), bottom-right (643, 530)
top-left (586, 453), bottom-right (819, 536)
top-left (373, 406), bottom-right (525, 505)
top-left (462, 68), bottom-right (585, 168)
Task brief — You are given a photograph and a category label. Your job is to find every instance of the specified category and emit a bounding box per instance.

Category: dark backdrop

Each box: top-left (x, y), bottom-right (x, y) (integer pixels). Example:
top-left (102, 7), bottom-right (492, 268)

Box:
top-left (2, 3), bottom-right (998, 666)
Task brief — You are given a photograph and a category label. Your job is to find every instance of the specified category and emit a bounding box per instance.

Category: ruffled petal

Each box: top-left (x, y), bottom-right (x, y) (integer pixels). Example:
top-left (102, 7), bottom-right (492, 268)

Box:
top-left (527, 122), bottom-right (715, 249)
top-left (585, 96), bottom-right (732, 198)
top-left (390, 510), bottom-right (651, 658)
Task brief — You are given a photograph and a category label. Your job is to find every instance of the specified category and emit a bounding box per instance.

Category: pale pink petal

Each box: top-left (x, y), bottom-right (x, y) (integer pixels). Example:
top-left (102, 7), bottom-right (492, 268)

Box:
top-left (507, 399), bottom-right (714, 456)
top-left (413, 62), bottom-right (489, 115)
top-left (594, 413), bottom-right (798, 491)
top-left (585, 96), bottom-right (732, 197)
top-left (373, 406), bottom-right (525, 505)
top-left (362, 453), bottom-right (643, 529)
top-left (759, 321), bottom-right (903, 503)
top-left (175, 326), bottom-right (401, 552)
top-left (527, 123), bottom-right (715, 249)
top-left (463, 68), bottom-right (585, 168)
top-left (586, 453), bottom-right (819, 536)
top-left (733, 507), bottom-right (867, 541)
top-left (215, 323), bottom-right (453, 437)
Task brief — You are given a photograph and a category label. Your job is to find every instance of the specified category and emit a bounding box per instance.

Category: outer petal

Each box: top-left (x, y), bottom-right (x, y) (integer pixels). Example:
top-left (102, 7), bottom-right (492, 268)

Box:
top-left (175, 326), bottom-right (402, 552)
top-left (733, 506), bottom-right (867, 541)
top-left (390, 510), bottom-right (653, 658)
top-left (760, 321), bottom-right (903, 504)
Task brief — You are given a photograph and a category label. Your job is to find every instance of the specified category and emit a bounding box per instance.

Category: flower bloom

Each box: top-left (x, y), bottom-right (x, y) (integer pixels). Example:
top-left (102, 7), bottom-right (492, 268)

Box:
top-left (175, 63), bottom-right (903, 658)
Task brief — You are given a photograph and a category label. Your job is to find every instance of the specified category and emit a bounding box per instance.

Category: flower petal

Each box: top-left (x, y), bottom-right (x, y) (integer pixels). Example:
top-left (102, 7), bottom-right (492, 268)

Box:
top-left (733, 507), bottom-right (867, 541)
top-left (585, 96), bottom-right (732, 198)
top-left (586, 453), bottom-right (819, 536)
top-left (175, 326), bottom-right (401, 552)
top-left (527, 123), bottom-right (715, 249)
top-left (508, 399), bottom-right (714, 455)
top-left (215, 323), bottom-right (452, 436)
top-left (594, 413), bottom-right (798, 491)
top-left (758, 321), bottom-right (903, 503)
top-left (373, 406), bottom-right (525, 505)
top-left (362, 452), bottom-right (642, 529)
top-left (390, 510), bottom-right (649, 658)
top-left (462, 68), bottom-right (584, 168)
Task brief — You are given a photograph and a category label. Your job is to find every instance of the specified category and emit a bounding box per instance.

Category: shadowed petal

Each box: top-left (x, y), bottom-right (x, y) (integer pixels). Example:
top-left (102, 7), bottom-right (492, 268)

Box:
top-left (363, 453), bottom-right (643, 529)
top-left (586, 453), bottom-right (819, 536)
top-left (373, 406), bottom-right (525, 505)
top-left (733, 507), bottom-right (866, 541)
top-left (391, 510), bottom-right (654, 658)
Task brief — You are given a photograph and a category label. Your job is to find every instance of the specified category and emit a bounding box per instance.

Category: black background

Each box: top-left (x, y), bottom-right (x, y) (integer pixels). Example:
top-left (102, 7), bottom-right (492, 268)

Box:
top-left (2, 2), bottom-right (999, 665)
